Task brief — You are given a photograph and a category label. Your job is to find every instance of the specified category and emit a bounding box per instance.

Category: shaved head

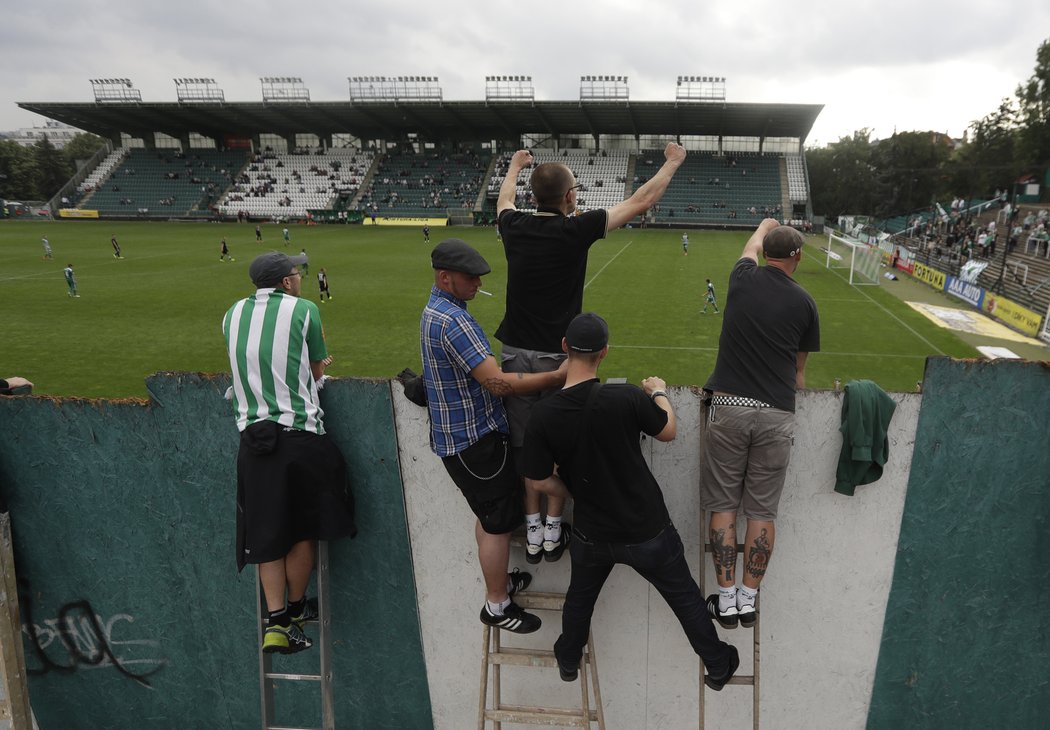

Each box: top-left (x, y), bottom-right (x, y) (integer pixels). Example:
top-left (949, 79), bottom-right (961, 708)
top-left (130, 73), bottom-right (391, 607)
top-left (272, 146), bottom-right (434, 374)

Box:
top-left (530, 163), bottom-right (574, 207)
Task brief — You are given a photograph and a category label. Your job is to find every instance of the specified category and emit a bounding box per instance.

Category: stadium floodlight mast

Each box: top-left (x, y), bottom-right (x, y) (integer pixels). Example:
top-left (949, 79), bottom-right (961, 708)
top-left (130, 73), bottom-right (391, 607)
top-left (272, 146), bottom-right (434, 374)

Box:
top-left (484, 75), bottom-right (535, 102)
top-left (348, 75), bottom-right (442, 102)
top-left (89, 78), bottom-right (142, 104)
top-left (174, 78), bottom-right (225, 104)
top-left (261, 76), bottom-right (310, 103)
top-left (675, 75), bottom-right (727, 102)
top-left (579, 75), bottom-right (629, 101)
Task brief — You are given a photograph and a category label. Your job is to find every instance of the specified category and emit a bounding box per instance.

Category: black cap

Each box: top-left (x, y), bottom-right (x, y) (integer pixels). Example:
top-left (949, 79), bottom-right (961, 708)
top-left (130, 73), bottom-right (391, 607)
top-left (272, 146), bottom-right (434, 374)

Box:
top-left (249, 251), bottom-right (308, 287)
top-left (431, 238), bottom-right (491, 276)
top-left (565, 312), bottom-right (609, 352)
top-left (762, 226), bottom-right (804, 259)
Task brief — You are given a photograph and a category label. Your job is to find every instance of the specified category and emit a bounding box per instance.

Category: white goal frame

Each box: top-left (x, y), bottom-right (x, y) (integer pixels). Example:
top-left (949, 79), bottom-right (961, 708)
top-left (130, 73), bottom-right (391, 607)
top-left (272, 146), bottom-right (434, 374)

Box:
top-left (824, 230), bottom-right (881, 286)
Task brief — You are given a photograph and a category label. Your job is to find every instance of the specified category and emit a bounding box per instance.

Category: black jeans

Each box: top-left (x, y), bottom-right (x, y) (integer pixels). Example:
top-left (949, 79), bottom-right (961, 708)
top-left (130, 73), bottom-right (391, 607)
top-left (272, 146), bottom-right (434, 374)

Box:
top-left (554, 523), bottom-right (734, 673)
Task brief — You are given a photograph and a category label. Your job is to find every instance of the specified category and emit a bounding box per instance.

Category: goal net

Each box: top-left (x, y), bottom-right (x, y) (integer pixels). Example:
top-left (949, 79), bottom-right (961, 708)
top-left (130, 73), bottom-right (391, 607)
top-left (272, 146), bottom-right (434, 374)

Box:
top-left (823, 230), bottom-right (881, 286)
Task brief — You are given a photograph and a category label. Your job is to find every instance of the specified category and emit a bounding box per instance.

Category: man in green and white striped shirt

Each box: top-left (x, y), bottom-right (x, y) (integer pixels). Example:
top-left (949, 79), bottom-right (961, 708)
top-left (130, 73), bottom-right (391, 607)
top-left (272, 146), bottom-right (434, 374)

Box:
top-left (223, 251), bottom-right (356, 655)
top-left (224, 252), bottom-right (327, 434)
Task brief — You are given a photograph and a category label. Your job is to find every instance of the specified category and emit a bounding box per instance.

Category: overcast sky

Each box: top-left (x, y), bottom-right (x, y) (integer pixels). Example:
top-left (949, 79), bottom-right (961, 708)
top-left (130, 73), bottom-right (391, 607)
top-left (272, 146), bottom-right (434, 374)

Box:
top-left (1, 0), bottom-right (1047, 148)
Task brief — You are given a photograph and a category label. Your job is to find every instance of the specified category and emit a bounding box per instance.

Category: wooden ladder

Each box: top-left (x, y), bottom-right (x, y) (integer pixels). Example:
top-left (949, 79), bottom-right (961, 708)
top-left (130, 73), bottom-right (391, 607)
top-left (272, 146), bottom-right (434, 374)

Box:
top-left (0, 513), bottom-right (33, 730)
top-left (478, 591), bottom-right (606, 729)
top-left (698, 510), bottom-right (760, 730)
top-left (256, 541), bottom-right (334, 730)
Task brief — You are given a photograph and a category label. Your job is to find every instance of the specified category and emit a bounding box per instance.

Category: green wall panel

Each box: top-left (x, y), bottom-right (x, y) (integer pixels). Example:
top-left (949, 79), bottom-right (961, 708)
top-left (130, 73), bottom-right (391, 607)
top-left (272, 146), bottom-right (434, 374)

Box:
top-left (0, 374), bottom-right (432, 729)
top-left (868, 358), bottom-right (1050, 728)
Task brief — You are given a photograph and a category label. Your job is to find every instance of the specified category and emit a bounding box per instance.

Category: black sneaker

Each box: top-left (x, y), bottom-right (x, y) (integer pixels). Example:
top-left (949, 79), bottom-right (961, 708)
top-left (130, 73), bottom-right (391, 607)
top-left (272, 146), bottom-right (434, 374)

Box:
top-left (525, 522), bottom-right (544, 564)
top-left (480, 601), bottom-right (541, 634)
top-left (557, 656), bottom-right (579, 682)
top-left (737, 602), bottom-right (757, 628)
top-left (543, 524), bottom-right (570, 562)
top-left (706, 594), bottom-right (739, 629)
top-left (262, 622), bottom-right (313, 654)
top-left (508, 568), bottom-right (531, 596)
top-left (704, 645), bottom-right (739, 691)
top-left (290, 597), bottom-right (319, 630)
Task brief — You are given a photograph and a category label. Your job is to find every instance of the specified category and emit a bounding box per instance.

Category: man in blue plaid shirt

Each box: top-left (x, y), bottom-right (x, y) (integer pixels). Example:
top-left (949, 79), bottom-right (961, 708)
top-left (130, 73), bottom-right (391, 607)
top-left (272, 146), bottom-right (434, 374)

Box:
top-left (421, 238), bottom-right (567, 634)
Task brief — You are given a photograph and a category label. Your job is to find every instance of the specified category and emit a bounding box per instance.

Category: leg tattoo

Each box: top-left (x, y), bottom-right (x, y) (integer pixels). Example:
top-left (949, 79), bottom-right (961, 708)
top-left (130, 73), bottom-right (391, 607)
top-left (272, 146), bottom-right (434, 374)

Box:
top-left (746, 529), bottom-right (772, 581)
top-left (710, 526), bottom-right (736, 582)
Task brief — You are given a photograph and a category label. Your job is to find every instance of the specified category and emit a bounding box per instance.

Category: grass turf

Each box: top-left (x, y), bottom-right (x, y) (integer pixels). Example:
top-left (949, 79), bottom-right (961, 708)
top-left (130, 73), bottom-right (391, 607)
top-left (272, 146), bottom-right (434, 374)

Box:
top-left (0, 220), bottom-right (979, 399)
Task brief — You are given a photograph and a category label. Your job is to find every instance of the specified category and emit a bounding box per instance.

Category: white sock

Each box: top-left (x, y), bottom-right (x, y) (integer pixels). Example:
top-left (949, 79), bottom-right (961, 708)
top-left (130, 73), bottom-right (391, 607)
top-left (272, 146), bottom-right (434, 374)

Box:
top-left (738, 585), bottom-right (758, 608)
top-left (487, 597), bottom-right (512, 616)
top-left (525, 513), bottom-right (543, 546)
top-left (544, 516), bottom-right (562, 543)
top-left (718, 585), bottom-right (737, 612)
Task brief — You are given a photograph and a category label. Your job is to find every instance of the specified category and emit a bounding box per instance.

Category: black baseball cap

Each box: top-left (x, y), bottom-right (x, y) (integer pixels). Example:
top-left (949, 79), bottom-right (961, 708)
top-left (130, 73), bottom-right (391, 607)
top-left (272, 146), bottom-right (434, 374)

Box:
top-left (249, 251), bottom-right (308, 287)
top-left (762, 226), bottom-right (804, 259)
top-left (565, 312), bottom-right (609, 352)
top-left (431, 238), bottom-right (491, 276)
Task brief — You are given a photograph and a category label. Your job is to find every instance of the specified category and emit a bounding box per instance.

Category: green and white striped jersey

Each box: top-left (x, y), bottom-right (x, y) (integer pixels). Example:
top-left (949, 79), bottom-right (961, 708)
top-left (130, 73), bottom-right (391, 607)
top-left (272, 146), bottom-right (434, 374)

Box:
top-left (223, 288), bottom-right (329, 434)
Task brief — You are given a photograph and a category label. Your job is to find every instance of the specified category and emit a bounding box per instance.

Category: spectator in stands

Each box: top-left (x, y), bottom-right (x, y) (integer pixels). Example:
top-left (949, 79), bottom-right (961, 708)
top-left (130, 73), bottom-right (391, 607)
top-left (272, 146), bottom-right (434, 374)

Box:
top-left (495, 143), bottom-right (687, 563)
top-left (521, 312), bottom-right (739, 690)
top-left (222, 251), bottom-right (356, 655)
top-left (700, 221), bottom-right (820, 631)
top-left (420, 238), bottom-right (567, 634)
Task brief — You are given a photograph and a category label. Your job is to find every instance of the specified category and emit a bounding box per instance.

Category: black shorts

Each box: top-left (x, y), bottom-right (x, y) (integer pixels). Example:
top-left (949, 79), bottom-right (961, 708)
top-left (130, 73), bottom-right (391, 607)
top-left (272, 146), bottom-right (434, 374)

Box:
top-left (235, 421), bottom-right (357, 571)
top-left (441, 431), bottom-right (523, 535)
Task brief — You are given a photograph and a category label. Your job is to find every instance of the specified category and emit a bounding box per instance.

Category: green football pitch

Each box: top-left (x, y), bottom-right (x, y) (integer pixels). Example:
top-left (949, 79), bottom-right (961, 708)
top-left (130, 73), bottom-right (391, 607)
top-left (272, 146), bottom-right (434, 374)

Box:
top-left (0, 220), bottom-right (978, 399)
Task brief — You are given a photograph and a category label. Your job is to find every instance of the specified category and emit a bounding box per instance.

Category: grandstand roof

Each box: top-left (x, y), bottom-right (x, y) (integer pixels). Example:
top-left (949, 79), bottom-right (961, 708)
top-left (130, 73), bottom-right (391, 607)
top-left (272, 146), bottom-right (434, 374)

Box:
top-left (18, 100), bottom-right (823, 143)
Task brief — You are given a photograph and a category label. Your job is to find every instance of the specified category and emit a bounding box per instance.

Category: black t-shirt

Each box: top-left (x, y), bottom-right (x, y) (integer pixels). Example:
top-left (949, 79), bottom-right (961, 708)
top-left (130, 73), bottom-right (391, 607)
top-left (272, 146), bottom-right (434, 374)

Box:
top-left (495, 207), bottom-right (608, 353)
top-left (522, 380), bottom-right (671, 543)
top-left (705, 258), bottom-right (820, 412)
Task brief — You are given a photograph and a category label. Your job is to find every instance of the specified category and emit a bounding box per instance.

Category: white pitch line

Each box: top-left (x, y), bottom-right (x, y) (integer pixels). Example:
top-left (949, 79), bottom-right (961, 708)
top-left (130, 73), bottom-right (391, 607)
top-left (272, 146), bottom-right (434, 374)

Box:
top-left (806, 241), bottom-right (946, 356)
top-left (584, 239), bottom-right (633, 290)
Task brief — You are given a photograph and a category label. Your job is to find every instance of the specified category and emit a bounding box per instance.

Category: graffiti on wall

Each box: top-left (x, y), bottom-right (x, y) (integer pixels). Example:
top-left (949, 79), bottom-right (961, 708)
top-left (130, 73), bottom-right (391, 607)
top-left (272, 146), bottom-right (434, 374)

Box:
top-left (20, 583), bottom-right (167, 688)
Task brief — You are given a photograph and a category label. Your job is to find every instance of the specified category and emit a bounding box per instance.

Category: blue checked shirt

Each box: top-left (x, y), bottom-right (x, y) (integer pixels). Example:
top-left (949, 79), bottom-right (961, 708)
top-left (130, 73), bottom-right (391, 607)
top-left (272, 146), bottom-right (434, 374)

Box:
top-left (421, 286), bottom-right (509, 457)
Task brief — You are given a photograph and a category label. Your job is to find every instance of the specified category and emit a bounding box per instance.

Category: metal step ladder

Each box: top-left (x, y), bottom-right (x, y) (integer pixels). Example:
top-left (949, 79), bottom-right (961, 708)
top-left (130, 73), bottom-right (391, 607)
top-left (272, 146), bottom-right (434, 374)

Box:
top-left (478, 591), bottom-right (606, 729)
top-left (256, 541), bottom-right (334, 730)
top-left (698, 510), bottom-right (760, 730)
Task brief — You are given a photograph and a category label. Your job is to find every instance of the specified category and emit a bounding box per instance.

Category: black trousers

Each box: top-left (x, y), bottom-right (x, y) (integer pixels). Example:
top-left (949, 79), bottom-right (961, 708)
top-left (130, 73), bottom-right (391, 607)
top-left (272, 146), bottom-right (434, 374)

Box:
top-left (554, 523), bottom-right (735, 673)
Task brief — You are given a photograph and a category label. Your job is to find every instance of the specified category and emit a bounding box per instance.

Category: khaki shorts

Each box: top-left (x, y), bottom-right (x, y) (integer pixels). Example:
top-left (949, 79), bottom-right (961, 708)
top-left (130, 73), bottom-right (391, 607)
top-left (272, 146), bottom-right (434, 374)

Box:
top-left (499, 344), bottom-right (566, 448)
top-left (699, 400), bottom-right (794, 520)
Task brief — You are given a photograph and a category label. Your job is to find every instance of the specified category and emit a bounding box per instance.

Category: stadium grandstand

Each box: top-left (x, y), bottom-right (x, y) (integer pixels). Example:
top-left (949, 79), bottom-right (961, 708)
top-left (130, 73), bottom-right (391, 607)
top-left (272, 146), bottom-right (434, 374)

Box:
top-left (19, 95), bottom-right (822, 229)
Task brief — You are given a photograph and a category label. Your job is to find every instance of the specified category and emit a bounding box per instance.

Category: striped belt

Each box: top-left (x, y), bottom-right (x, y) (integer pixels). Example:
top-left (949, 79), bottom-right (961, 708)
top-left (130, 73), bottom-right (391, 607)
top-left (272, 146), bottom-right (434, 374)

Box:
top-left (710, 395), bottom-right (774, 409)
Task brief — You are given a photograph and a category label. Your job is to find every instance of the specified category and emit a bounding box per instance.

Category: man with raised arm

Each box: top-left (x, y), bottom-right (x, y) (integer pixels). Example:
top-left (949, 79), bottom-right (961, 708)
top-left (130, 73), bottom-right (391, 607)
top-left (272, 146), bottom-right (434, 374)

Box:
top-left (495, 143), bottom-right (687, 564)
top-left (522, 312), bottom-right (739, 690)
top-left (700, 220), bottom-right (820, 630)
top-left (421, 238), bottom-right (568, 634)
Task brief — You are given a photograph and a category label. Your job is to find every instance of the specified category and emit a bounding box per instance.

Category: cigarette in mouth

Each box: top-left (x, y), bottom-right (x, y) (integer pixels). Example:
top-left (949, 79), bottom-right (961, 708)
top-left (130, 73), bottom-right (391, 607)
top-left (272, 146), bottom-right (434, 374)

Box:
top-left (478, 289), bottom-right (493, 296)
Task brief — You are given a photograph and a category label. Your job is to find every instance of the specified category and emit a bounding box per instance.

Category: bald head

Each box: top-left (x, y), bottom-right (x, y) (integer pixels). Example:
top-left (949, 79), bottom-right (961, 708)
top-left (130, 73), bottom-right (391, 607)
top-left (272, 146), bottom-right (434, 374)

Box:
top-left (530, 163), bottom-right (574, 207)
top-left (762, 226), bottom-right (804, 259)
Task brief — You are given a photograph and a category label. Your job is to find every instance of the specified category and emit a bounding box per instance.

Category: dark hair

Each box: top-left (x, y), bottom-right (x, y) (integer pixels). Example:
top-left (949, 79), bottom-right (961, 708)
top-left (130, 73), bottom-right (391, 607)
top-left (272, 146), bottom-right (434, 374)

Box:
top-left (567, 350), bottom-right (603, 366)
top-left (530, 163), bottom-right (574, 207)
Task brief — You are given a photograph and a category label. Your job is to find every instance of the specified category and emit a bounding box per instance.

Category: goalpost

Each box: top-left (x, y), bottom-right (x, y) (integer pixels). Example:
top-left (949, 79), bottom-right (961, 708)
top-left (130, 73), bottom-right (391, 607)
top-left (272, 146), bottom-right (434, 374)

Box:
top-left (824, 230), bottom-right (882, 286)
